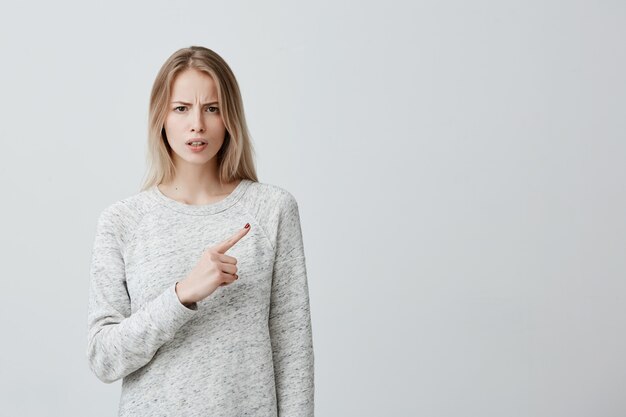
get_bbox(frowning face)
[163,68,226,167]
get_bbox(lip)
[186,138,208,145]
[187,142,208,152]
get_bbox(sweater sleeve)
[86,205,198,384]
[269,192,315,416]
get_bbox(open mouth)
[186,141,207,151]
[186,140,208,146]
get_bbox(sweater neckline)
[150,179,251,215]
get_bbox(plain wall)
[0,0,624,416]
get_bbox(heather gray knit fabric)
[86,179,314,416]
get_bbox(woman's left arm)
[269,192,315,417]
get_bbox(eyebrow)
[172,100,219,105]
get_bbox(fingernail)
[244,223,250,229]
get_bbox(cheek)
[163,115,181,134]
[209,116,226,130]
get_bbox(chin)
[175,149,217,163]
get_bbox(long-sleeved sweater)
[86,179,314,416]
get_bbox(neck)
[162,157,230,199]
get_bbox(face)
[163,68,226,168]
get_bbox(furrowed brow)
[172,100,219,105]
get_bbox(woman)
[86,46,314,417]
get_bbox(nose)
[191,108,205,133]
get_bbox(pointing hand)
[175,223,251,305]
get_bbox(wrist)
[175,281,195,307]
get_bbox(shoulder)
[239,180,302,231]
[98,188,157,222]
[241,180,304,244]
[95,188,160,247]
[244,180,300,210]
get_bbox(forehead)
[170,69,218,98]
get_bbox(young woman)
[86,46,314,416]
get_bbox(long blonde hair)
[139,46,258,192]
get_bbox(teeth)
[189,141,205,146]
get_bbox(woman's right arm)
[86,205,198,384]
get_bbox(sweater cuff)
[150,282,198,337]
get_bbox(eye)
[174,106,186,112]
[207,106,219,113]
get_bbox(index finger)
[214,223,251,254]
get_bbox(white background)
[0,1,624,416]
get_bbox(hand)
[176,223,251,304]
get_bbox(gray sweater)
[86,179,314,416]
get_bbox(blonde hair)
[139,46,258,192]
